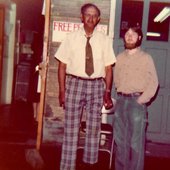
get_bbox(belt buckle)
[132,92,141,97]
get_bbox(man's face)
[81,6,100,31]
[124,28,141,49]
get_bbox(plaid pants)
[60,76,104,170]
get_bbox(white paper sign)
[52,21,108,42]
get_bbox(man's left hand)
[103,91,113,109]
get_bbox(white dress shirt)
[55,27,116,78]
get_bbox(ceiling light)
[147,32,161,37]
[154,7,170,23]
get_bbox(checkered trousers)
[60,76,105,170]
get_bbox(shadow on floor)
[0,101,37,143]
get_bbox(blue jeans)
[114,95,147,170]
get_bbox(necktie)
[85,37,94,76]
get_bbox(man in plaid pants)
[55,3,116,170]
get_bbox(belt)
[67,74,103,81]
[117,92,142,97]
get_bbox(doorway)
[113,0,170,144]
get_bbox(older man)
[55,3,116,170]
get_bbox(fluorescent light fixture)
[147,32,161,37]
[154,7,170,23]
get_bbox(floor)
[0,102,170,170]
[0,142,170,170]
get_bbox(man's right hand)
[59,91,65,109]
[58,61,66,109]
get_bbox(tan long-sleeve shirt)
[114,48,158,103]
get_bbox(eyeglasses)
[83,13,99,19]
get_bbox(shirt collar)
[125,47,141,56]
[80,26,97,38]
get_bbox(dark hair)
[81,3,101,16]
[124,22,143,47]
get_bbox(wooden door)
[113,0,170,143]
[0,5,4,100]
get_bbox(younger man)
[114,23,158,170]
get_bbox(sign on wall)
[52,21,108,42]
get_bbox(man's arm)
[137,56,158,104]
[58,61,66,108]
[104,65,113,109]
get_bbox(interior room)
[0,0,170,170]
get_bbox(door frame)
[0,5,5,102]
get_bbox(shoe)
[76,162,98,170]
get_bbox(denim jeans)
[114,95,147,170]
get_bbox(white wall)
[1,2,16,104]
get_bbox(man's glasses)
[83,13,99,19]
